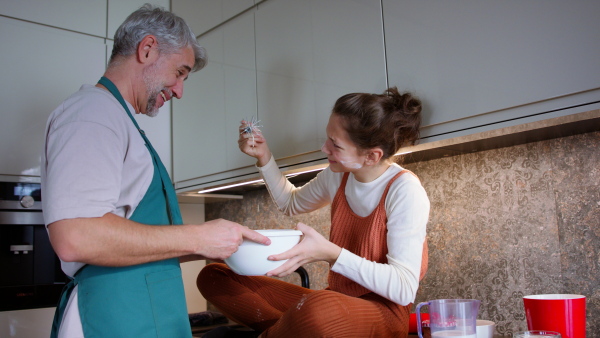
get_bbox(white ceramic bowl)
[224,229,303,276]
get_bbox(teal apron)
[50,77,191,338]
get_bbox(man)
[41,5,270,338]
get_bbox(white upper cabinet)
[108,0,171,39]
[254,0,386,161]
[0,0,106,37]
[171,0,387,190]
[383,0,600,142]
[0,17,107,177]
[172,10,257,186]
[172,0,256,36]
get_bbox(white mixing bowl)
[225,229,303,276]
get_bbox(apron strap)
[50,278,77,338]
[97,77,182,225]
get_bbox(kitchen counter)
[408,334,509,337]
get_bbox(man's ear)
[137,35,159,64]
[365,148,384,165]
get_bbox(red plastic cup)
[523,294,586,338]
[409,312,430,333]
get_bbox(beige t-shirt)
[42,84,154,277]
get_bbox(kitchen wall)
[205,129,600,336]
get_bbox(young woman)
[198,87,430,337]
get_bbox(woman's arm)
[238,121,336,215]
[258,156,333,215]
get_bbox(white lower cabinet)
[0,307,56,338]
[179,203,207,313]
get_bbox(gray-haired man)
[42,5,269,337]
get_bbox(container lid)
[523,294,585,300]
[256,229,303,237]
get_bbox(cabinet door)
[172,0,255,36]
[384,0,600,142]
[0,0,106,37]
[172,11,257,184]
[0,17,107,177]
[108,0,171,39]
[255,0,387,160]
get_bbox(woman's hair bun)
[384,87,422,148]
[385,87,422,119]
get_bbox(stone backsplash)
[205,131,599,336]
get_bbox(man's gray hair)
[110,3,206,72]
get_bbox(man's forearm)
[47,212,198,267]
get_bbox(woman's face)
[321,113,365,172]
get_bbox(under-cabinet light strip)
[196,167,325,194]
[196,179,264,194]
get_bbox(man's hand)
[192,219,271,260]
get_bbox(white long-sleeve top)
[257,156,430,305]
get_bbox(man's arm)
[47,212,270,267]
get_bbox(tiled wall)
[205,131,599,336]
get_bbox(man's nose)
[172,79,184,99]
[321,143,330,155]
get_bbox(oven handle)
[0,211,44,225]
[10,245,34,254]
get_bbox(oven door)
[0,210,68,311]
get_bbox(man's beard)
[143,59,167,117]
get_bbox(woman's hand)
[265,222,342,278]
[238,120,271,167]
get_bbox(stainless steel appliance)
[0,181,67,311]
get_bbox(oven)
[0,181,68,311]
